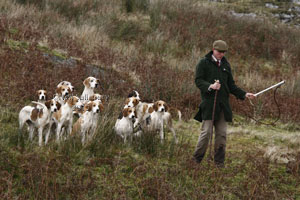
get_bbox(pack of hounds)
[19,77,181,146]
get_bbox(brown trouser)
[193,111,227,165]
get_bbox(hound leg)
[56,124,62,142]
[29,125,35,141]
[38,127,43,146]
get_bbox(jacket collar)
[205,51,228,65]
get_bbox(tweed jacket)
[194,51,246,122]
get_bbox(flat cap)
[213,40,228,51]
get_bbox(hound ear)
[153,102,158,111]
[87,102,93,111]
[97,79,100,84]
[134,98,139,106]
[56,86,62,95]
[45,100,51,109]
[83,78,90,88]
[44,91,48,100]
[123,108,129,117]
[56,102,61,110]
[36,90,39,96]
[164,103,169,112]
[99,103,104,112]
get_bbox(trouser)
[193,111,227,165]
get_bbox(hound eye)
[39,92,41,94]
[93,105,96,107]
[51,104,54,106]
[91,80,93,82]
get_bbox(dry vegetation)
[0,0,300,199]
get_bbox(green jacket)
[194,51,246,122]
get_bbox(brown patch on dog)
[143,104,148,113]
[53,109,62,121]
[56,102,61,111]
[30,109,39,121]
[125,98,130,106]
[56,86,62,95]
[66,96,78,107]
[38,109,43,118]
[83,77,91,88]
[89,95,96,101]
[72,118,83,136]
[153,101,159,111]
[45,100,51,109]
[148,106,154,113]
[85,102,93,112]
[123,108,129,117]
[99,103,104,112]
[133,98,139,107]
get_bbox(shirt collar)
[212,55,218,62]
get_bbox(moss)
[6,39,29,51]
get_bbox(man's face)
[213,49,226,60]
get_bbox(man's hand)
[209,80,221,90]
[245,93,255,99]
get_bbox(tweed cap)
[213,40,228,51]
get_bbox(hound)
[57,81,75,92]
[19,99,60,146]
[81,77,100,103]
[54,85,71,105]
[50,96,83,143]
[124,97,153,129]
[115,107,136,143]
[146,100,178,144]
[72,100,104,144]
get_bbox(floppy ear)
[45,100,51,109]
[153,102,158,111]
[133,98,139,107]
[56,86,62,95]
[164,103,169,112]
[123,108,129,117]
[83,78,90,88]
[56,102,61,110]
[97,79,100,84]
[36,90,40,96]
[99,103,104,112]
[44,91,48,100]
[87,102,93,111]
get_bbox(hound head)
[37,90,47,101]
[124,97,140,108]
[128,90,141,100]
[56,85,71,99]
[57,81,74,92]
[45,99,61,113]
[123,107,136,119]
[153,100,168,113]
[83,77,100,89]
[66,96,83,108]
[85,101,104,114]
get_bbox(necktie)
[217,60,220,67]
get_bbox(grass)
[1,107,299,199]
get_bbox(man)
[193,40,255,167]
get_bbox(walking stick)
[208,80,219,162]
